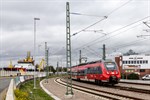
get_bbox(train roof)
[71,59,114,68]
[71,60,102,68]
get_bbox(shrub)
[121,73,126,79]
[14,89,29,100]
[127,73,139,80]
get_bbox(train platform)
[120,79,150,85]
[40,78,105,100]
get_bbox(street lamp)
[34,17,40,89]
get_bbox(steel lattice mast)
[66,2,73,95]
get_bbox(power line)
[143,21,150,28]
[83,47,100,57]
[88,23,143,47]
[107,39,147,50]
[107,0,133,16]
[86,46,102,57]
[70,12,105,18]
[71,16,107,36]
[73,16,150,50]
[71,0,133,37]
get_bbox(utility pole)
[33,17,40,89]
[57,61,59,76]
[79,50,82,64]
[45,42,49,83]
[66,2,73,95]
[45,42,47,67]
[103,44,106,60]
[46,48,49,82]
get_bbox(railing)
[5,73,46,100]
[0,70,46,77]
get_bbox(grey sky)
[0,0,150,67]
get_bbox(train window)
[87,68,91,74]
[84,69,88,75]
[93,67,97,74]
[87,68,90,74]
[104,62,117,70]
[91,68,94,74]
[86,67,102,74]
[87,67,94,74]
[97,67,102,74]
[79,70,84,76]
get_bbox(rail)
[56,78,145,100]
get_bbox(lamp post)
[34,17,40,89]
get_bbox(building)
[115,54,150,78]
[122,54,150,77]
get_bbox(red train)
[71,60,121,85]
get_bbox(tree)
[44,66,56,73]
[123,49,138,55]
[35,64,39,71]
[56,67,63,72]
[62,67,67,72]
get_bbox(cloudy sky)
[0,0,150,68]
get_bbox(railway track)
[70,78,150,94]
[119,81,150,86]
[55,78,144,100]
[113,85,150,94]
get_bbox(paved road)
[0,77,12,93]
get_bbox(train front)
[104,61,121,84]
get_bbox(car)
[142,74,150,80]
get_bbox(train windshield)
[104,62,117,70]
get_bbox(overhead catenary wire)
[55,0,135,59]
[77,23,147,55]
[70,12,105,18]
[107,0,133,16]
[71,16,107,36]
[83,47,102,57]
[107,38,148,50]
[71,0,133,37]
[73,16,150,51]
[88,22,143,48]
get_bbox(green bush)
[121,73,126,79]
[14,89,29,100]
[127,73,139,80]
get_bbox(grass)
[19,78,54,100]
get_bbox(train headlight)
[107,71,109,74]
[116,71,118,74]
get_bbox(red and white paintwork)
[71,60,121,85]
